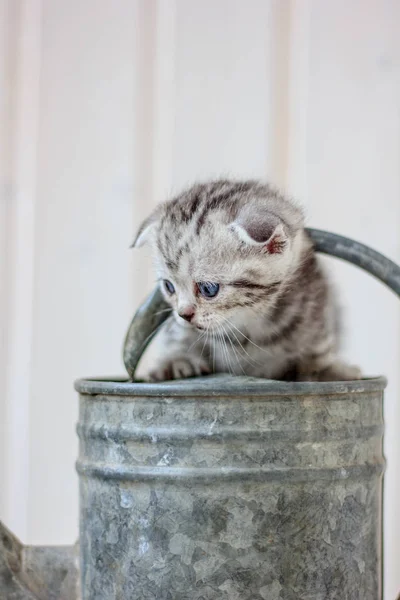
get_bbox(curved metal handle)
[124,228,400,380]
[307,229,400,295]
[123,286,167,380]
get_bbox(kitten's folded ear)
[229,207,288,254]
[131,208,160,248]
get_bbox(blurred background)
[0,0,399,597]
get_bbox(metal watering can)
[1,229,399,600]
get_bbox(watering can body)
[76,375,385,600]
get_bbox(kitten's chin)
[173,313,212,332]
[173,314,195,330]
[197,323,219,334]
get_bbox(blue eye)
[164,280,175,294]
[197,282,220,298]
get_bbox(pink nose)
[179,308,195,322]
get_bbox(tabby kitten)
[133,179,360,382]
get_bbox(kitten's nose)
[179,307,195,322]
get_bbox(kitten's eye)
[197,282,220,299]
[163,279,175,295]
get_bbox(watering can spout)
[0,520,79,599]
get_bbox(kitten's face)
[156,220,287,332]
[134,180,304,332]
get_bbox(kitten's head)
[133,180,304,331]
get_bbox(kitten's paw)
[148,357,211,382]
[322,362,362,382]
[297,360,362,382]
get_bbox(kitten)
[133,179,361,382]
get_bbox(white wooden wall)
[1,1,399,597]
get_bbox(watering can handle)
[123,228,400,380]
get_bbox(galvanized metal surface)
[76,375,386,600]
[123,228,400,379]
[0,521,79,599]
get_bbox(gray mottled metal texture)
[123,228,400,379]
[0,521,79,599]
[307,228,400,295]
[75,375,386,600]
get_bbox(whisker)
[216,326,231,374]
[153,307,173,317]
[187,328,207,353]
[222,328,236,375]
[212,332,216,373]
[200,324,210,361]
[214,316,237,375]
[220,316,262,367]
[222,317,270,355]
[219,322,246,375]
[200,325,209,361]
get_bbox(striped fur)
[133,179,361,382]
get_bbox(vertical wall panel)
[286,0,311,201]
[0,0,13,522]
[1,0,42,542]
[152,0,177,204]
[173,0,278,188]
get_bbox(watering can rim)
[74,374,387,397]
